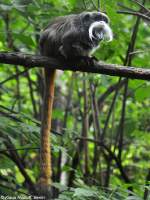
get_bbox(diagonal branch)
[117,10,150,21]
[76,137,131,184]
[0,52,150,81]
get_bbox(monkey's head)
[79,11,113,43]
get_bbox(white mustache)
[89,21,113,42]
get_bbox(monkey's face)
[81,12,113,42]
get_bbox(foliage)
[0,0,150,199]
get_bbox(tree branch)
[76,137,131,183]
[117,10,150,21]
[0,52,150,81]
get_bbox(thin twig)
[25,70,38,117]
[76,137,131,184]
[101,79,120,140]
[90,0,97,10]
[129,49,150,55]
[0,105,62,136]
[82,0,87,9]
[131,0,150,13]
[0,147,40,153]
[117,2,135,12]
[0,68,30,85]
[117,10,150,21]
[98,0,100,11]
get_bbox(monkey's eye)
[94,15,101,21]
[83,13,90,21]
[102,16,109,23]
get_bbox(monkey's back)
[39,14,79,57]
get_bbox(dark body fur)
[39,12,109,59]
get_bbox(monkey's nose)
[96,32,104,40]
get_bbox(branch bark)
[0,52,150,81]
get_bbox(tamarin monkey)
[39,11,113,192]
[40,11,113,59]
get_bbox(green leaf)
[0,4,13,11]
[73,188,98,198]
[52,182,68,192]
[15,168,25,184]
[135,86,150,101]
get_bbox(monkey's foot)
[79,56,97,66]
[91,56,98,62]
[61,56,97,67]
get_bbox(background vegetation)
[0,0,150,199]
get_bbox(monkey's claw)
[91,56,98,62]
[80,56,97,66]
